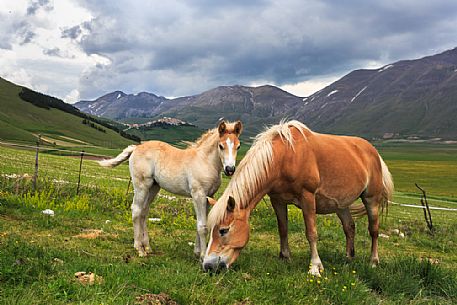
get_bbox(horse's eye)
[219,144,224,150]
[236,145,240,150]
[219,227,229,236]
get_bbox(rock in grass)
[42,209,55,216]
[74,271,103,285]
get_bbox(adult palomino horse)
[99,120,243,258]
[203,120,393,276]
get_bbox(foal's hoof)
[137,245,151,257]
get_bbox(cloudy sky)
[2,0,457,103]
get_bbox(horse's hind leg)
[270,196,291,260]
[336,208,355,259]
[361,195,381,267]
[131,178,156,257]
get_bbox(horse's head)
[203,196,250,272]
[217,120,243,176]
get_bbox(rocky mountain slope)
[76,48,457,139]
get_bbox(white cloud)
[279,75,342,97]
[64,89,80,104]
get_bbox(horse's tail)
[379,154,394,214]
[98,145,136,168]
[350,154,394,217]
[349,202,366,217]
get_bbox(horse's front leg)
[191,189,208,260]
[270,195,291,260]
[299,192,323,276]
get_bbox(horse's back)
[272,127,383,209]
[129,141,195,194]
[307,133,383,207]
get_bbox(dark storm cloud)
[72,0,457,99]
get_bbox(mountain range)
[76,47,457,139]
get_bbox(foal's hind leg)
[361,195,381,267]
[131,178,156,257]
[140,184,160,254]
[336,208,355,259]
[270,196,291,260]
[191,189,208,260]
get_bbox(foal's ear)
[227,196,236,212]
[234,120,243,136]
[218,121,227,136]
[206,197,217,206]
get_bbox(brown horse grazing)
[203,120,393,275]
[99,120,242,259]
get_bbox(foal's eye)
[219,227,229,236]
[219,144,224,150]
[236,145,240,150]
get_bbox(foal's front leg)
[191,189,208,260]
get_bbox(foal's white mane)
[208,120,309,227]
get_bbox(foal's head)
[217,120,243,176]
[203,196,250,272]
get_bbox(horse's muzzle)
[224,166,235,176]
[202,254,228,273]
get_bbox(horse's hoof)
[370,257,379,268]
[279,252,290,261]
[308,266,321,277]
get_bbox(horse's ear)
[234,120,243,136]
[206,197,217,206]
[227,196,236,212]
[218,121,227,136]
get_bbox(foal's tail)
[379,155,394,214]
[98,145,136,168]
[350,155,394,217]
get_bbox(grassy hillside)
[125,124,204,145]
[0,77,134,149]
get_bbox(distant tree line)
[19,87,141,143]
[82,119,106,133]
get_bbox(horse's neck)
[229,171,271,214]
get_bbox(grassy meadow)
[0,142,456,304]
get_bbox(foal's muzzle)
[224,165,235,176]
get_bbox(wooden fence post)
[415,183,434,233]
[32,134,41,191]
[125,177,132,205]
[76,150,85,195]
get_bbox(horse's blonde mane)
[208,120,309,227]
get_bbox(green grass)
[1,143,457,304]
